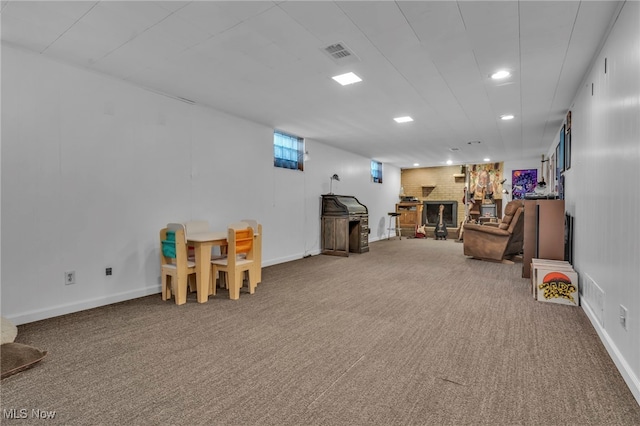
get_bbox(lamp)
[502,183,513,200]
[329,174,340,194]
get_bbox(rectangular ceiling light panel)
[332,72,362,86]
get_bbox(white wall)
[549,1,640,404]
[0,44,401,324]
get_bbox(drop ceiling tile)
[1,1,96,52]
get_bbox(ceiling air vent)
[322,42,360,64]
[325,43,351,59]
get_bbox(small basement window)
[371,160,383,183]
[274,130,304,171]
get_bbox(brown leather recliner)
[463,199,525,262]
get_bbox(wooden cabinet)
[321,217,368,256]
[396,202,423,236]
[322,216,349,256]
[522,199,565,278]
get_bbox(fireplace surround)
[423,201,458,228]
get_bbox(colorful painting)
[511,169,537,199]
[468,163,503,202]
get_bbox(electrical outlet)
[106,267,113,276]
[65,271,76,285]
[619,305,628,330]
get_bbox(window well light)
[500,114,515,120]
[332,72,362,86]
[394,116,413,123]
[491,70,511,80]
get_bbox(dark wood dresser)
[522,199,565,278]
[321,195,369,256]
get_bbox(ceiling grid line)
[40,1,100,54]
[96,1,192,62]
[393,2,475,148]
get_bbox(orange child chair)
[210,224,256,300]
[241,219,262,284]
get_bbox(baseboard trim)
[582,299,640,406]
[7,286,162,326]
[263,252,318,267]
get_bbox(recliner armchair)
[463,199,525,263]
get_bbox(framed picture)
[468,162,504,200]
[512,169,538,199]
[564,213,574,264]
[565,130,571,170]
[555,143,561,181]
[559,125,565,172]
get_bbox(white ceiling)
[0,1,622,168]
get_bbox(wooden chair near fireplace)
[462,199,524,263]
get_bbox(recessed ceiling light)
[484,158,491,162]
[394,116,413,123]
[500,114,515,120]
[413,163,420,167]
[446,160,453,165]
[491,70,511,80]
[332,72,362,86]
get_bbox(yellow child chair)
[210,224,256,300]
[160,223,196,305]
